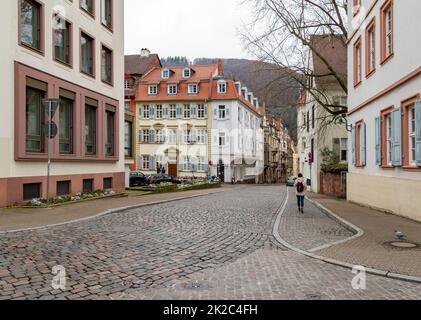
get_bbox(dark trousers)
[297,195,305,209]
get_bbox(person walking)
[294,173,306,214]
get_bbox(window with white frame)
[218,105,226,119]
[197,104,205,118]
[385,4,393,57]
[182,156,191,171]
[156,129,165,143]
[168,128,177,144]
[169,104,177,119]
[124,80,130,89]
[409,105,416,165]
[219,132,226,146]
[184,129,193,144]
[198,156,206,171]
[143,105,150,119]
[148,85,158,96]
[217,81,227,94]
[142,155,150,170]
[168,84,177,95]
[196,129,207,144]
[142,130,151,143]
[183,104,191,118]
[188,84,198,95]
[162,69,170,79]
[156,105,163,119]
[156,155,165,168]
[183,68,191,78]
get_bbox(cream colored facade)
[347,0,421,222]
[0,0,125,206]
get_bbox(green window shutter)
[391,108,402,166]
[416,100,421,166]
[191,105,197,119]
[360,123,366,166]
[375,116,381,166]
[163,105,169,119]
[150,105,156,119]
[176,105,182,119]
[204,105,208,119]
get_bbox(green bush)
[321,163,348,174]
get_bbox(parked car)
[148,174,181,185]
[286,176,297,187]
[129,172,148,187]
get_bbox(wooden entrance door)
[168,164,177,177]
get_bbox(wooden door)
[168,164,177,177]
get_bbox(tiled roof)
[125,54,161,76]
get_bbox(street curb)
[272,187,421,285]
[0,189,227,235]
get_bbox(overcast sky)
[124,0,255,60]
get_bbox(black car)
[148,174,181,185]
[129,172,148,187]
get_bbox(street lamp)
[42,99,60,208]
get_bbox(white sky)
[124,0,255,60]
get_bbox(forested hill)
[161,57,301,142]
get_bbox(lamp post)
[42,99,59,208]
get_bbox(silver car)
[286,176,297,187]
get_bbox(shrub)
[321,163,348,174]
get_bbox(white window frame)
[169,104,177,119]
[142,155,150,170]
[188,83,198,95]
[219,132,226,146]
[156,105,163,119]
[386,7,393,57]
[218,105,226,119]
[183,68,191,78]
[142,130,151,143]
[162,69,170,79]
[217,81,227,94]
[197,104,205,119]
[143,105,150,119]
[168,84,177,95]
[124,80,130,89]
[196,129,207,144]
[148,85,158,96]
[168,128,177,144]
[183,104,191,119]
[198,156,206,172]
[156,129,165,143]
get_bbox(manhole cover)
[389,241,418,248]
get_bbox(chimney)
[140,48,151,58]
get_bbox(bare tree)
[241,0,349,118]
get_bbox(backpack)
[296,180,304,193]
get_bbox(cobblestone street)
[0,185,420,300]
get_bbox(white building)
[347,0,421,222]
[297,35,349,193]
[0,0,125,206]
[209,79,264,183]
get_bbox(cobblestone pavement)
[279,187,354,251]
[0,185,420,300]
[0,186,282,300]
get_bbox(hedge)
[321,163,348,174]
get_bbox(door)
[168,164,177,177]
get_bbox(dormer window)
[168,84,177,95]
[183,68,191,78]
[188,84,199,95]
[162,69,170,79]
[148,85,158,96]
[217,81,227,94]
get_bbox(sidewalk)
[304,192,421,278]
[0,186,231,233]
